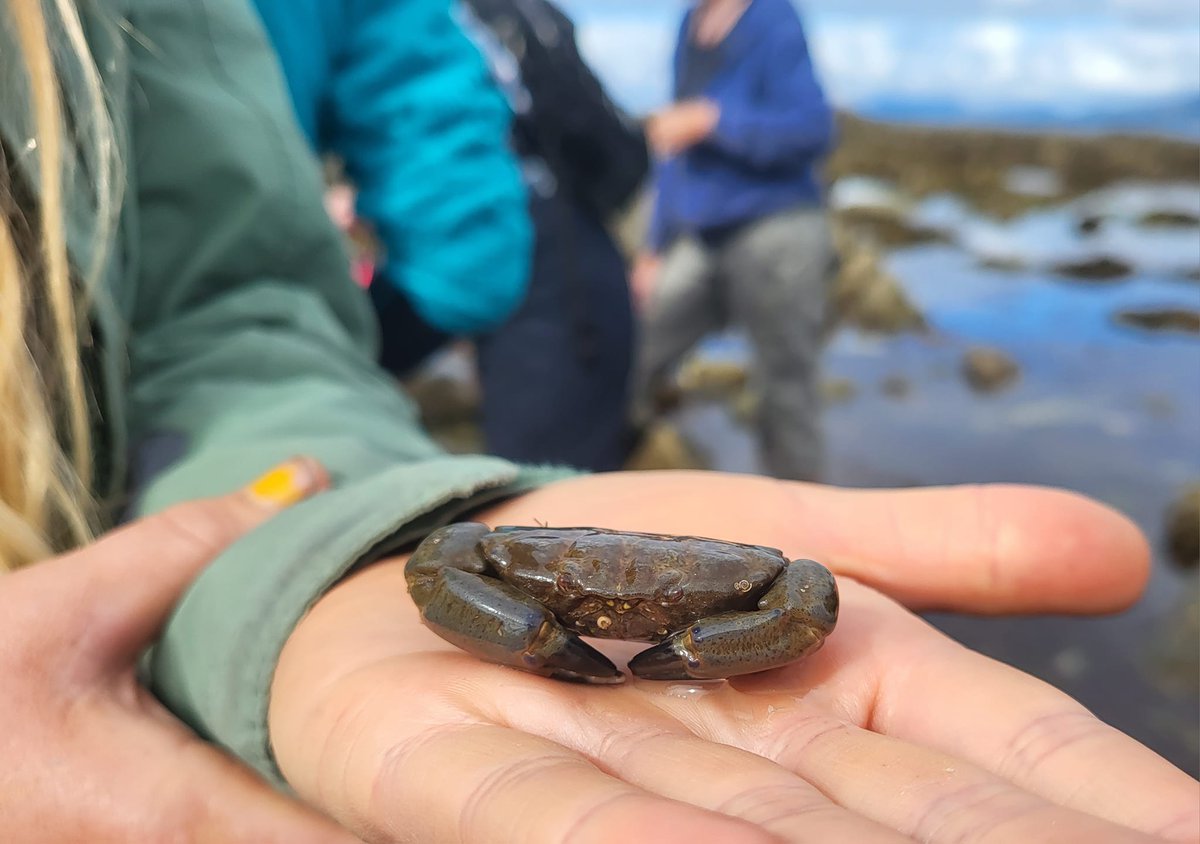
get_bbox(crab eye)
[556,573,579,593]
[663,585,684,604]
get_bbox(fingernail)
[244,457,328,509]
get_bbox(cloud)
[812,17,1200,108]
[574,16,675,114]
[561,1,1200,119]
[560,0,1200,23]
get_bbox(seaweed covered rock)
[835,206,947,249]
[880,374,913,400]
[829,232,928,335]
[625,423,708,472]
[1139,211,1200,229]
[402,368,484,455]
[821,378,858,406]
[676,358,750,400]
[1166,485,1200,570]
[1052,257,1133,282]
[1114,309,1200,335]
[405,375,479,427]
[826,114,1200,220]
[962,347,1021,393]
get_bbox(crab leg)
[628,559,838,681]
[405,524,625,684]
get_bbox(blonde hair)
[1,0,118,569]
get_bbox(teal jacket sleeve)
[254,0,533,335]
[119,0,566,786]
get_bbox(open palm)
[271,472,1199,844]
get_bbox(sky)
[556,0,1200,129]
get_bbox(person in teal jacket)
[252,0,532,364]
[1,1,1192,841]
[253,0,638,471]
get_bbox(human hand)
[271,471,1198,843]
[0,458,358,844]
[630,251,663,309]
[647,99,721,157]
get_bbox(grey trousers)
[637,206,835,481]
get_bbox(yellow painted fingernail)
[245,458,324,509]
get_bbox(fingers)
[279,678,778,844]
[399,724,779,844]
[586,730,907,844]
[849,592,1200,839]
[730,582,1198,840]
[273,563,778,844]
[486,473,1150,615]
[50,456,328,668]
[633,672,1161,841]
[473,679,907,843]
[782,482,1151,614]
[758,712,1159,843]
[96,691,360,844]
[457,649,1166,844]
[172,735,362,844]
[279,554,1185,843]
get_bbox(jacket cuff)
[710,102,752,158]
[146,456,572,787]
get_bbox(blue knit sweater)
[649,0,834,251]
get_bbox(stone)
[880,374,913,400]
[1114,309,1200,335]
[1166,485,1200,570]
[1052,257,1133,282]
[962,347,1020,393]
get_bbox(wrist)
[269,559,412,793]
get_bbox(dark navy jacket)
[649,0,834,251]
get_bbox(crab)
[404,523,839,684]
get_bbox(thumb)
[57,457,329,668]
[177,736,363,844]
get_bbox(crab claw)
[523,621,625,685]
[410,556,625,685]
[629,559,838,681]
[627,636,700,681]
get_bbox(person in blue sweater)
[633,0,837,481]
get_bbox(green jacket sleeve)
[118,0,565,785]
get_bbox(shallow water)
[844,178,1200,274]
[674,213,1200,775]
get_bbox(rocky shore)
[826,114,1200,219]
[412,118,1200,471]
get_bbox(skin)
[644,0,739,158]
[693,0,752,48]
[646,99,721,159]
[0,459,356,844]
[271,472,1200,844]
[629,251,663,309]
[637,8,727,304]
[3,466,1193,842]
